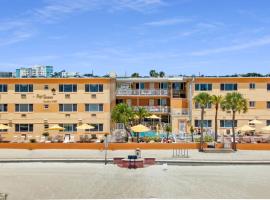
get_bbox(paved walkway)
[0,149,270,161]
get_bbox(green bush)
[194,135,214,143]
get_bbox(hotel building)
[0,78,115,142]
[0,75,270,142]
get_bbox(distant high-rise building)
[0,72,13,78]
[60,71,80,77]
[16,66,53,78]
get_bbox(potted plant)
[165,125,172,143]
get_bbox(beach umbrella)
[147,114,161,119]
[48,125,65,131]
[237,125,255,133]
[77,123,95,130]
[131,124,150,143]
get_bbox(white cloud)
[191,36,270,56]
[144,17,192,26]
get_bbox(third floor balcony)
[116,89,169,96]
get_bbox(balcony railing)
[171,108,189,116]
[116,89,169,96]
[134,106,170,113]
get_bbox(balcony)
[134,106,170,113]
[171,108,189,116]
[116,89,169,96]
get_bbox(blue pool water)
[132,131,170,138]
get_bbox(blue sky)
[1,0,270,76]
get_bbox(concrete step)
[204,148,234,153]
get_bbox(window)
[59,124,77,132]
[0,84,8,92]
[44,104,49,109]
[220,120,237,128]
[267,84,270,91]
[87,124,103,132]
[15,84,33,92]
[249,83,256,89]
[267,102,270,109]
[220,83,237,91]
[267,120,270,126]
[59,104,77,112]
[44,85,49,90]
[0,104,7,112]
[0,124,8,132]
[194,120,212,128]
[172,82,185,90]
[85,104,103,112]
[85,84,103,92]
[195,102,211,109]
[249,101,256,108]
[15,104,33,112]
[157,99,167,106]
[59,84,77,92]
[15,124,33,132]
[160,82,168,89]
[195,84,212,91]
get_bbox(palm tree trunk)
[215,105,218,142]
[124,124,132,140]
[200,108,204,152]
[232,111,237,151]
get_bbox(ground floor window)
[15,124,33,132]
[220,120,237,128]
[59,124,77,132]
[87,124,104,132]
[267,120,270,126]
[194,120,212,128]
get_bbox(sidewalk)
[0,149,270,162]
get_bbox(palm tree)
[111,103,135,139]
[135,107,150,123]
[211,95,223,142]
[149,70,159,77]
[193,92,212,152]
[131,73,140,78]
[221,92,248,151]
[159,71,165,77]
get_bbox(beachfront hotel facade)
[0,75,270,142]
[0,78,116,142]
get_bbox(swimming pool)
[132,131,171,138]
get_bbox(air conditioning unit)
[21,114,27,118]
[65,94,70,99]
[91,114,97,117]
[21,94,26,99]
[91,94,97,99]
[65,114,70,118]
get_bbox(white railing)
[116,89,169,96]
[134,106,170,113]
[171,108,189,116]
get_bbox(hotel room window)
[267,84,270,91]
[15,104,33,112]
[89,124,104,132]
[59,104,77,112]
[44,85,49,90]
[85,84,103,92]
[220,120,237,128]
[15,84,33,92]
[0,84,8,92]
[249,83,256,89]
[194,120,212,128]
[195,102,211,109]
[15,124,33,132]
[249,101,256,108]
[267,120,270,126]
[0,104,8,112]
[195,84,212,91]
[59,84,77,92]
[267,102,270,109]
[85,104,103,112]
[220,83,237,91]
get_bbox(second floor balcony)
[134,106,170,113]
[116,89,169,96]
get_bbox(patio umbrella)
[48,125,65,131]
[0,124,11,130]
[147,114,161,119]
[237,125,255,133]
[261,126,270,132]
[131,124,150,143]
[249,119,263,124]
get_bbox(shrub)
[194,135,214,143]
[29,139,36,143]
